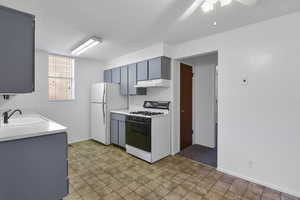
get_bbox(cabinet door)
[112,67,121,84]
[148,57,171,80]
[0,7,35,93]
[0,133,68,200]
[137,61,148,81]
[118,121,126,148]
[104,70,112,83]
[128,64,137,95]
[161,56,171,80]
[148,57,162,80]
[120,66,128,96]
[110,119,118,145]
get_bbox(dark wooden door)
[180,63,193,150]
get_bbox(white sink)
[0,113,67,142]
[1,115,46,127]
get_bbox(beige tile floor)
[64,140,299,200]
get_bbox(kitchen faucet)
[2,109,22,124]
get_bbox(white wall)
[171,12,300,197]
[0,50,103,143]
[129,87,172,107]
[105,43,165,69]
[182,53,218,148]
[99,11,300,196]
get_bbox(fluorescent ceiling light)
[71,37,102,56]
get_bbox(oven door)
[126,120,151,152]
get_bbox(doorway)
[178,52,218,168]
[180,63,193,150]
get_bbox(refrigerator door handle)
[102,86,106,124]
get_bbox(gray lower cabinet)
[120,66,128,96]
[110,113,126,148]
[128,64,146,95]
[104,69,112,83]
[111,67,121,84]
[110,119,119,144]
[0,132,68,200]
[148,56,171,80]
[118,121,126,147]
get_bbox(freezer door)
[91,103,109,144]
[91,83,106,103]
[106,83,127,110]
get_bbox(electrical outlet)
[242,77,248,86]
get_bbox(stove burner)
[130,111,164,116]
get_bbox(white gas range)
[114,101,171,163]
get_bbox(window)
[48,55,75,100]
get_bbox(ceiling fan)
[180,0,259,21]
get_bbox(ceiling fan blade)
[179,0,205,21]
[235,0,258,6]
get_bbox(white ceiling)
[1,0,300,62]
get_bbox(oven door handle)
[126,120,149,125]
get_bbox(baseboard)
[68,137,91,144]
[217,167,300,198]
[172,150,179,155]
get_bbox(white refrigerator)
[90,83,127,145]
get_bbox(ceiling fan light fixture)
[201,2,214,13]
[220,0,232,6]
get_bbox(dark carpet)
[177,144,217,167]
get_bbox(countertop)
[110,109,131,115]
[0,114,67,142]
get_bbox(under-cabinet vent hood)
[134,79,171,88]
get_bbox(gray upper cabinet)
[0,6,35,94]
[111,67,121,84]
[128,64,146,96]
[106,56,171,96]
[104,69,112,83]
[128,64,137,95]
[137,61,148,81]
[120,66,128,96]
[148,56,171,80]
